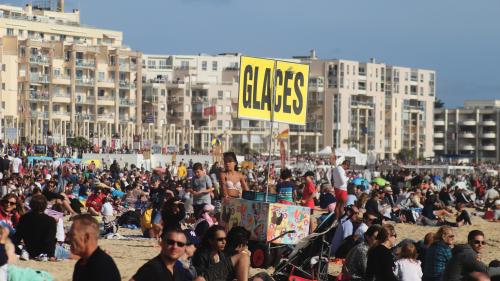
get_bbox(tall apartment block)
[289,54,436,160]
[141,53,279,152]
[0,3,142,146]
[434,100,500,163]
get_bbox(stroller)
[272,212,338,281]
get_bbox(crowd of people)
[0,145,496,281]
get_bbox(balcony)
[119,116,136,122]
[434,144,444,150]
[29,74,50,84]
[54,92,71,98]
[31,111,48,119]
[52,111,71,118]
[120,99,136,106]
[29,55,50,65]
[461,119,477,126]
[53,75,71,84]
[29,91,50,101]
[97,113,115,120]
[309,83,324,92]
[433,120,445,126]
[76,114,94,121]
[482,120,496,126]
[119,64,130,71]
[462,145,475,151]
[481,144,496,151]
[482,132,496,138]
[97,95,115,101]
[434,132,444,138]
[461,132,475,138]
[98,79,115,88]
[76,78,94,86]
[75,59,95,68]
[119,80,131,89]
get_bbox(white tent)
[315,146,368,166]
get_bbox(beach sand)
[13,214,499,281]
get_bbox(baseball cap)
[183,229,200,247]
[303,171,314,178]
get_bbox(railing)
[119,64,129,71]
[97,113,115,119]
[98,79,115,84]
[119,80,130,88]
[174,66,196,70]
[75,78,94,86]
[30,74,50,83]
[54,92,71,98]
[53,74,71,81]
[120,99,136,106]
[29,91,50,100]
[76,114,95,121]
[53,111,71,116]
[31,111,49,118]
[97,95,115,101]
[75,59,95,68]
[29,55,49,64]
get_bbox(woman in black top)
[192,225,250,281]
[365,224,398,281]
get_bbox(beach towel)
[7,265,53,281]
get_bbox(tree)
[396,148,415,162]
[68,136,90,149]
[434,99,445,109]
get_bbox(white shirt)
[354,222,368,241]
[393,259,423,281]
[332,166,348,191]
[11,157,22,173]
[101,202,114,216]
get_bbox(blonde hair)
[434,226,453,242]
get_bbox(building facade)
[0,3,142,146]
[434,100,500,163]
[289,55,436,160]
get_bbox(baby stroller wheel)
[250,244,269,268]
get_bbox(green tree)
[434,99,445,109]
[68,136,90,149]
[396,148,415,162]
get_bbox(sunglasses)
[6,201,16,206]
[215,237,227,242]
[165,239,186,248]
[473,240,486,245]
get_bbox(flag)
[211,134,223,146]
[276,129,289,140]
[203,106,216,118]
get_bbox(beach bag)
[7,265,53,281]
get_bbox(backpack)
[8,265,53,281]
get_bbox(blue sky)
[12,0,500,107]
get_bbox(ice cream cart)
[221,197,311,268]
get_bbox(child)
[456,202,472,226]
[394,243,423,281]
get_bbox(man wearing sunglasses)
[442,230,489,281]
[132,228,191,281]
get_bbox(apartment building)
[141,53,281,152]
[290,54,436,159]
[434,100,500,163]
[0,3,142,146]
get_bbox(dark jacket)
[423,241,452,281]
[441,244,488,281]
[12,211,57,258]
[192,248,234,281]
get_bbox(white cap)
[45,174,52,180]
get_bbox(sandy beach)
[13,214,499,281]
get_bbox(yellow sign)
[238,56,309,125]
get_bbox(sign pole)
[265,60,278,202]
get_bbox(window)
[98,107,104,114]
[98,72,104,81]
[185,105,190,112]
[420,87,423,95]
[375,68,378,78]
[224,91,231,99]
[98,89,105,96]
[218,90,223,100]
[180,61,189,69]
[161,89,166,96]
[159,59,168,69]
[217,105,222,113]
[1,64,5,72]
[18,30,24,37]
[148,60,156,69]
[225,105,231,113]
[54,68,61,76]
[217,120,223,128]
[202,61,207,71]
[6,28,14,36]
[53,104,60,112]
[225,121,231,128]
[420,74,424,82]
[346,65,350,75]
[405,72,409,81]
[1,83,4,90]
[212,61,218,71]
[404,85,408,95]
[1,102,4,109]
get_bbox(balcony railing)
[31,111,49,119]
[76,114,95,121]
[97,113,115,119]
[53,74,71,81]
[29,91,50,101]
[53,111,71,116]
[120,99,136,106]
[97,95,115,101]
[30,74,50,83]
[75,78,94,86]
[29,55,50,64]
[75,59,95,68]
[54,92,71,98]
[119,80,130,88]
